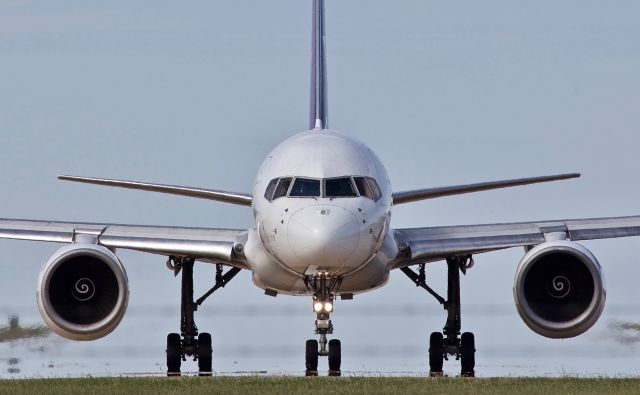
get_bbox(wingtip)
[557,172,581,179]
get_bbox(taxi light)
[314,302,324,312]
[324,302,333,312]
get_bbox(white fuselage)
[243,129,398,295]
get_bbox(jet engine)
[513,240,605,339]
[37,244,129,340]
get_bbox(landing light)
[313,301,333,313]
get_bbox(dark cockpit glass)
[354,177,373,200]
[325,177,357,198]
[290,178,321,197]
[366,177,382,201]
[264,178,279,201]
[265,176,381,202]
[272,177,292,200]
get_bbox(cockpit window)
[265,176,382,202]
[290,178,321,197]
[367,177,382,201]
[273,177,292,200]
[264,178,279,201]
[325,177,357,198]
[354,177,374,200]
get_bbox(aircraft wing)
[392,173,580,205]
[392,215,640,268]
[58,175,253,207]
[0,218,248,268]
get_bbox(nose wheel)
[304,272,343,377]
[305,337,342,376]
[328,339,342,376]
[305,339,319,376]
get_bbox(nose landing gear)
[304,273,342,377]
[402,256,476,377]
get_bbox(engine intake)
[513,240,605,339]
[37,244,129,340]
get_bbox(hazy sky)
[1,0,639,376]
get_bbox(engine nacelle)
[37,244,129,341]
[514,240,605,339]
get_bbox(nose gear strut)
[401,255,476,377]
[303,272,343,376]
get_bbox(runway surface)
[1,303,639,378]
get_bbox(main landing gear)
[303,272,343,377]
[401,255,476,377]
[165,257,240,377]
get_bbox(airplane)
[0,0,638,378]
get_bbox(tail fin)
[309,0,328,130]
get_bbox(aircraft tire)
[305,339,319,376]
[328,339,341,376]
[428,332,444,376]
[198,332,213,376]
[460,332,475,377]
[166,333,182,376]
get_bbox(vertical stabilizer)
[309,0,328,130]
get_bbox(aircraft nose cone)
[287,205,360,267]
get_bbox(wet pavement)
[1,304,639,379]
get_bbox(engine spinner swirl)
[547,275,570,299]
[72,278,96,302]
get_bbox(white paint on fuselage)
[244,129,395,295]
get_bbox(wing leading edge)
[58,175,253,207]
[0,218,248,269]
[392,215,640,268]
[392,173,580,205]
